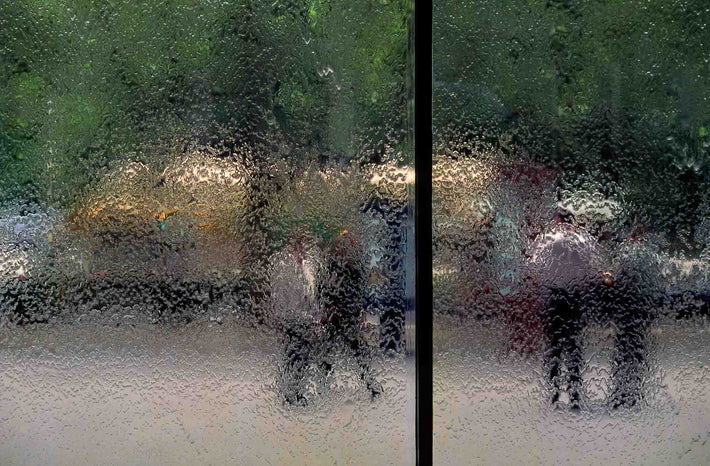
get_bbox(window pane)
[0,1,415,463]
[434,1,709,463]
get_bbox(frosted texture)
[433,0,710,463]
[0,1,414,464]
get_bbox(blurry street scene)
[0,1,415,464]
[433,0,709,463]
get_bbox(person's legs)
[380,302,405,353]
[280,320,315,406]
[327,310,383,400]
[610,304,649,408]
[565,315,585,408]
[346,330,382,400]
[543,289,584,406]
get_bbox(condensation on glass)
[0,1,414,463]
[433,1,709,464]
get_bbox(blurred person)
[278,229,382,406]
[532,210,605,409]
[533,209,667,409]
[602,224,663,408]
[317,230,383,399]
[363,162,413,353]
[275,164,384,405]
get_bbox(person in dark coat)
[316,230,382,399]
[362,194,408,353]
[532,219,604,409]
[279,230,382,406]
[602,238,662,408]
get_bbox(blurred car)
[49,152,253,322]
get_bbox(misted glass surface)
[434,1,709,463]
[0,1,414,464]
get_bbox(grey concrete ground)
[434,315,710,465]
[2,313,706,465]
[0,321,414,465]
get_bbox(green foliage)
[434,0,709,251]
[0,0,412,207]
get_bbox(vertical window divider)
[414,0,433,464]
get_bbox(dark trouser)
[543,284,653,408]
[280,320,316,406]
[279,311,382,406]
[379,297,405,353]
[605,285,652,408]
[324,315,382,398]
[543,288,584,406]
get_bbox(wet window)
[4,0,709,463]
[433,0,710,463]
[0,1,414,463]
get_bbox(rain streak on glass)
[0,1,415,464]
[433,0,709,464]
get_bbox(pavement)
[2,311,706,465]
[0,320,415,465]
[434,314,710,465]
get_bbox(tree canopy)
[434,0,709,253]
[0,0,412,207]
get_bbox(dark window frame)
[414,0,433,464]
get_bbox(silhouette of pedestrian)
[534,213,663,409]
[317,230,382,399]
[279,230,381,405]
[362,194,407,353]
[603,237,661,408]
[532,214,605,410]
